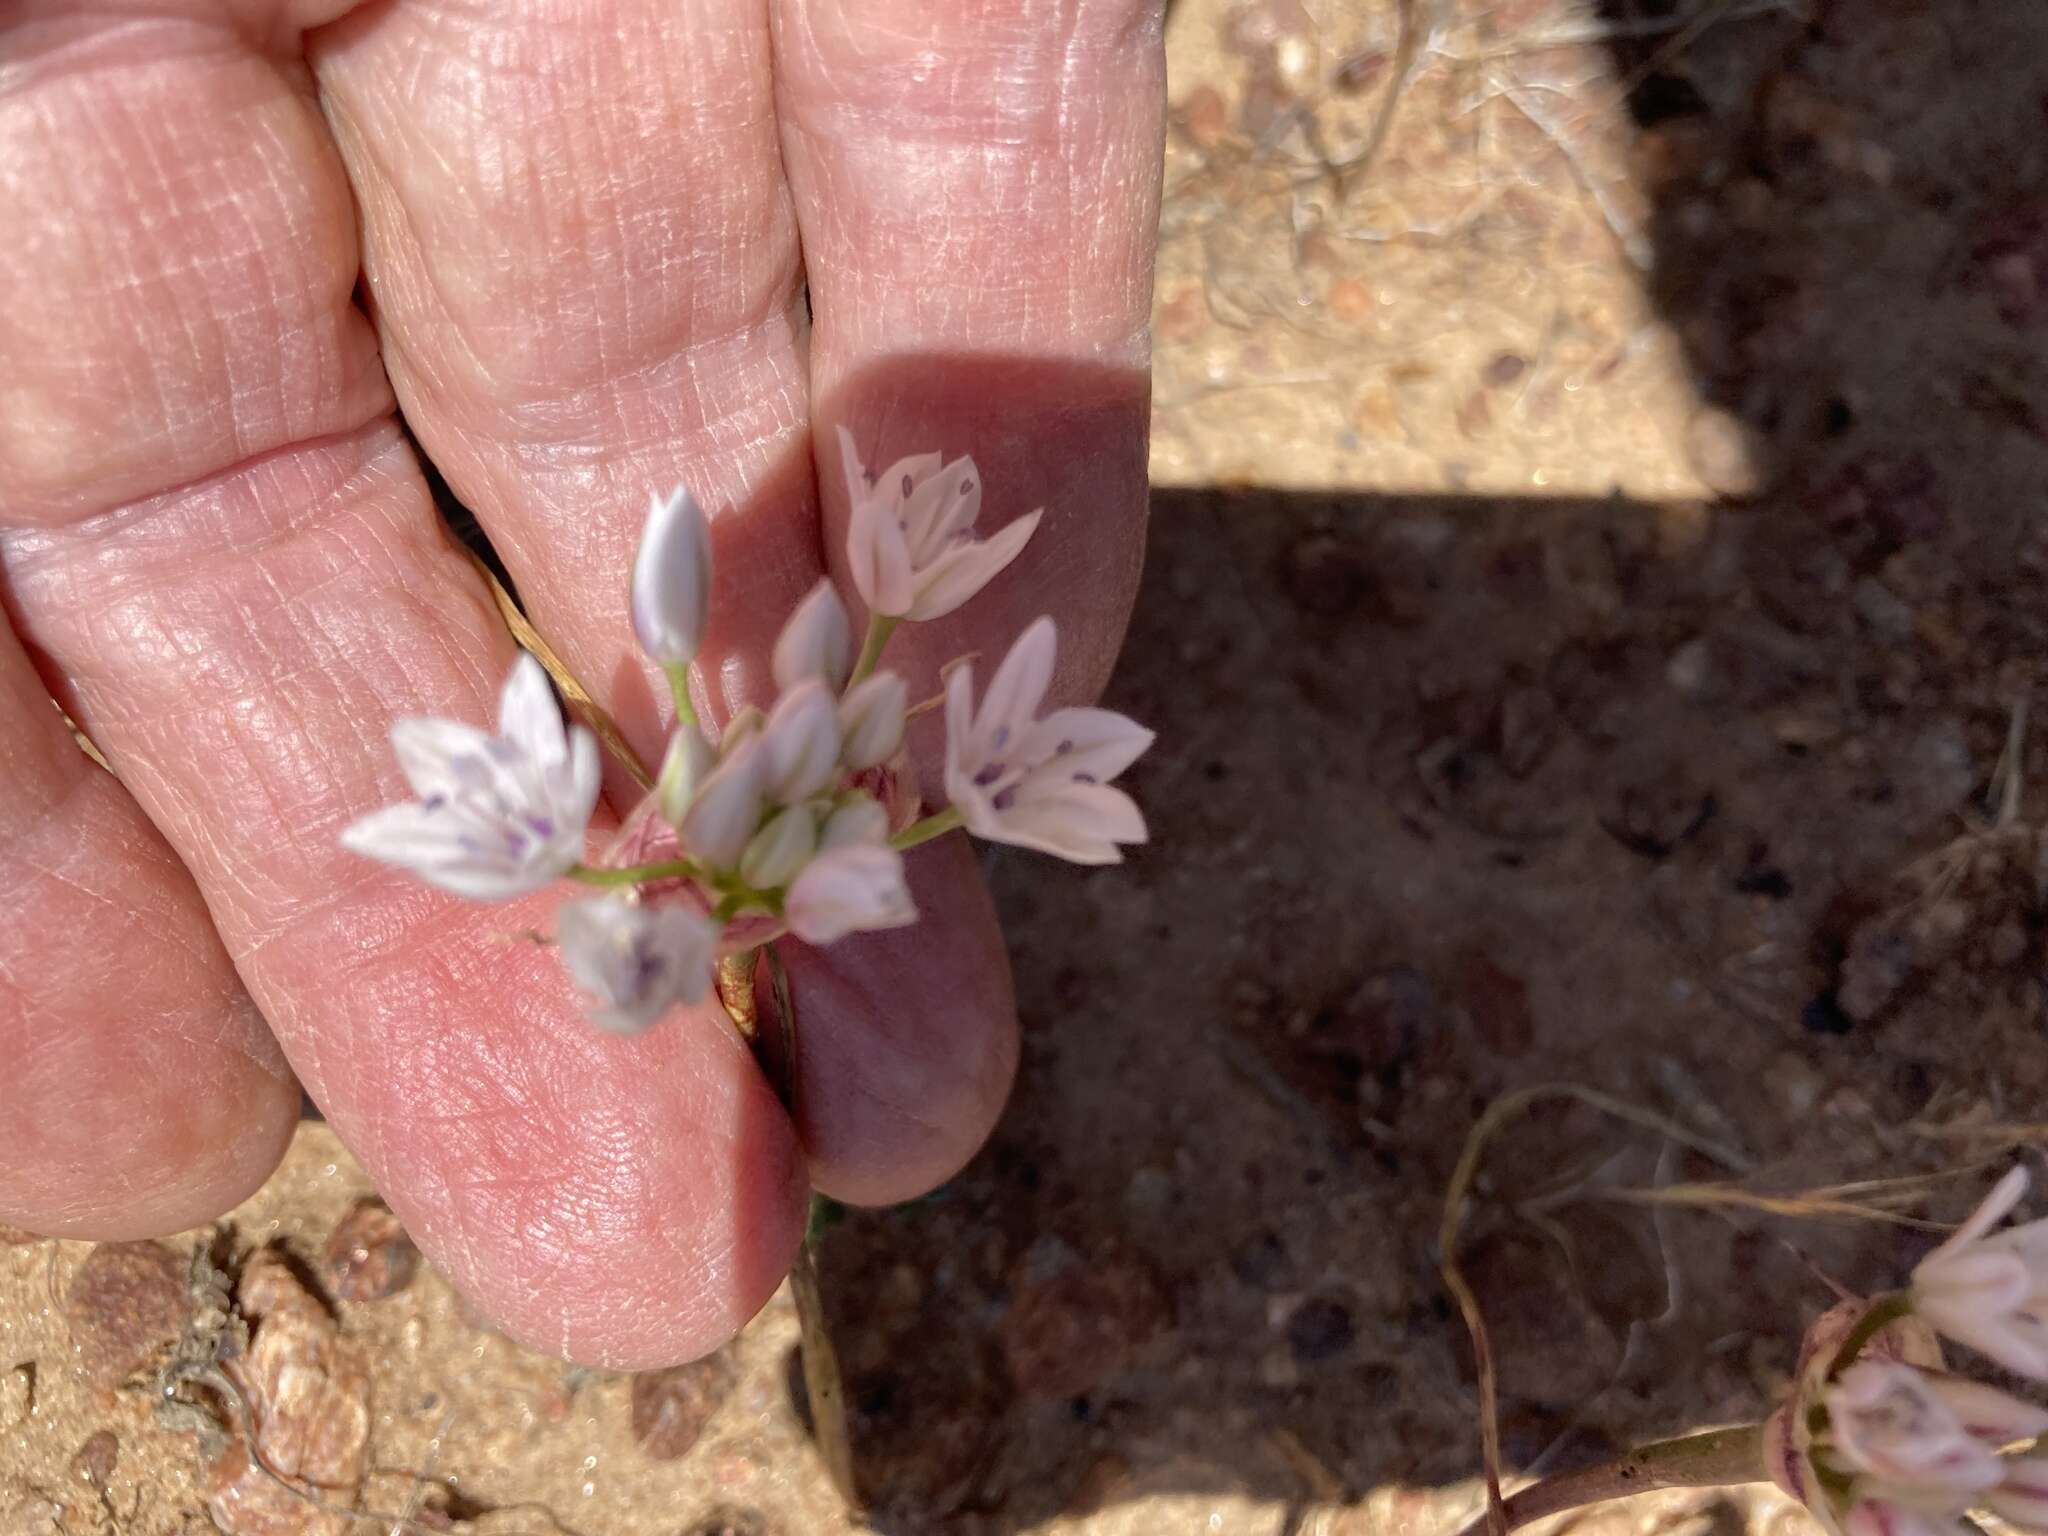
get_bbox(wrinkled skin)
[0,0,1163,1368]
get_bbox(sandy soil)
[8,0,2048,1532]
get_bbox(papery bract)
[785,844,917,944]
[341,654,600,900]
[943,617,1153,864]
[631,486,713,665]
[556,895,717,1034]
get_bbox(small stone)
[1666,636,1714,698]
[629,1354,737,1461]
[69,1432,116,1492]
[63,1241,186,1386]
[204,1248,370,1536]
[1685,407,1768,498]
[1176,84,1230,150]
[321,1201,419,1303]
[1000,1248,1172,1399]
[1483,353,1528,388]
[1285,1296,1356,1363]
[1259,1346,1301,1389]
[1327,277,1374,324]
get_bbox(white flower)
[740,805,818,891]
[1824,1362,2041,1492]
[654,726,715,826]
[773,579,853,693]
[556,895,716,1034]
[631,485,713,665]
[838,427,1042,621]
[1842,1498,1971,1536]
[681,734,765,871]
[819,794,889,851]
[785,844,917,944]
[942,617,1153,864]
[1914,1168,2048,1378]
[838,672,907,770]
[342,654,599,900]
[761,681,841,804]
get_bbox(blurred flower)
[741,805,819,891]
[785,844,917,944]
[1986,1457,2048,1531]
[773,579,853,693]
[1914,1168,2048,1378]
[943,617,1152,864]
[631,485,713,665]
[839,427,1042,621]
[342,654,599,900]
[1825,1361,2039,1491]
[819,795,889,851]
[556,895,716,1034]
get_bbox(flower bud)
[786,844,917,944]
[739,804,818,890]
[654,726,715,826]
[681,735,764,870]
[773,579,853,694]
[631,486,713,664]
[820,794,889,851]
[719,705,765,757]
[838,672,907,770]
[762,681,841,803]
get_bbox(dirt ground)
[8,0,2048,1532]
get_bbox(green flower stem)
[1452,1423,1769,1536]
[568,857,703,888]
[890,805,964,851]
[662,659,698,734]
[1828,1291,1914,1378]
[847,613,899,690]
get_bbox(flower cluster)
[1767,1167,2048,1536]
[342,441,1153,1034]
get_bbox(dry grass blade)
[467,550,653,790]
[1439,1083,1749,1536]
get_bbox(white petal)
[772,579,854,694]
[341,806,548,899]
[904,508,1043,621]
[785,845,917,944]
[1022,706,1155,786]
[846,492,915,618]
[838,672,907,771]
[974,616,1058,760]
[1923,1168,2030,1270]
[557,897,716,1034]
[762,681,842,803]
[631,486,714,664]
[873,449,943,502]
[835,425,871,510]
[388,716,492,800]
[1924,1374,2048,1445]
[740,805,818,891]
[1988,1459,2048,1532]
[498,653,568,766]
[557,726,603,835]
[970,781,1146,865]
[682,736,765,870]
[902,455,980,563]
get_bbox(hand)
[0,0,1162,1367]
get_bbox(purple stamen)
[1073,772,1099,785]
[993,787,1017,811]
[1055,739,1074,754]
[973,763,1006,787]
[992,726,1010,750]
[901,473,914,498]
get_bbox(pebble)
[1285,1295,1357,1363]
[1685,406,1769,498]
[69,1431,116,1492]
[321,1201,420,1303]
[999,1248,1172,1399]
[629,1353,737,1461]
[62,1241,186,1386]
